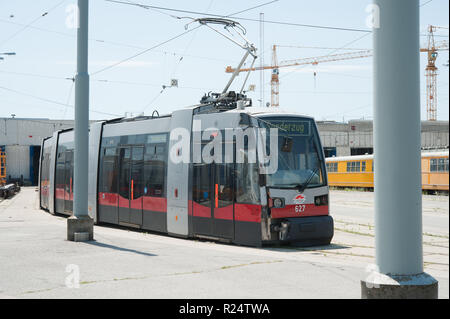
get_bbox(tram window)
[119,148,131,199]
[347,161,360,172]
[362,161,366,172]
[146,145,156,155]
[430,159,438,172]
[193,164,211,206]
[236,163,260,204]
[326,162,338,172]
[156,145,165,154]
[131,147,144,199]
[64,151,73,196]
[438,158,448,172]
[216,164,233,208]
[100,148,118,193]
[144,144,167,197]
[431,158,449,172]
[135,134,146,144]
[56,150,65,189]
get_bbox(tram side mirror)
[281,137,293,153]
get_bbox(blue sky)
[0,0,448,121]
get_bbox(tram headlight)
[273,198,284,208]
[314,194,328,206]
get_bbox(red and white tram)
[39,95,333,247]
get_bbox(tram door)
[64,151,73,214]
[193,162,234,240]
[118,146,144,226]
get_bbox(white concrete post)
[361,0,437,298]
[74,0,89,218]
[67,0,93,241]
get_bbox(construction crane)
[226,45,372,107]
[227,31,449,116]
[420,25,449,121]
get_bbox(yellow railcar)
[421,151,449,191]
[326,155,374,188]
[326,151,449,191]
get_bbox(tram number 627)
[295,205,306,213]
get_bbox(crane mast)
[420,25,448,121]
[271,45,280,107]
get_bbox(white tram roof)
[326,150,449,162]
[226,107,314,120]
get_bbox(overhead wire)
[420,0,434,7]
[62,76,75,119]
[90,25,202,76]
[0,18,241,63]
[137,0,281,113]
[141,0,217,113]
[274,32,372,83]
[0,85,120,117]
[105,0,371,33]
[4,0,445,119]
[94,0,280,77]
[0,0,67,49]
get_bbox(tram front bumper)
[274,215,334,246]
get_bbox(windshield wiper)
[295,168,319,193]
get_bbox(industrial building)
[0,117,448,186]
[0,118,74,186]
[317,120,449,157]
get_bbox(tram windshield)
[258,116,326,190]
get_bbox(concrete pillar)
[67,0,93,241]
[361,0,437,298]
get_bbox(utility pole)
[67,0,94,241]
[361,0,437,298]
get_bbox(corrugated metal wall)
[4,145,30,180]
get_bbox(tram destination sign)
[268,119,311,136]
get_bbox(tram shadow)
[83,240,157,257]
[263,243,350,253]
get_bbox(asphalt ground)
[0,187,448,299]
